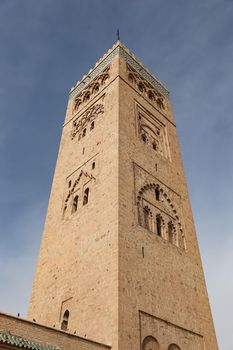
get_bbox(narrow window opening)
[93,83,99,93]
[83,91,90,102]
[68,180,72,188]
[168,222,174,243]
[61,309,69,331]
[142,246,145,258]
[83,188,89,206]
[156,215,162,237]
[143,207,150,230]
[155,188,160,201]
[82,148,85,155]
[148,90,155,100]
[92,162,95,170]
[138,82,145,93]
[152,142,157,151]
[90,121,95,130]
[72,195,79,213]
[142,134,147,143]
[155,163,158,172]
[82,128,86,138]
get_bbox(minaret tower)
[28,42,218,350]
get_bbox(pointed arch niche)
[136,181,186,249]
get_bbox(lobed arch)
[137,183,182,228]
[137,182,185,247]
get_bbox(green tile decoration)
[69,46,169,100]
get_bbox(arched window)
[92,161,95,170]
[155,187,160,201]
[157,97,165,110]
[142,336,160,350]
[72,195,79,213]
[156,215,162,237]
[138,82,145,93]
[168,344,181,350]
[90,121,95,130]
[101,74,109,85]
[83,91,90,102]
[61,309,69,331]
[92,83,99,93]
[152,142,157,151]
[83,188,89,206]
[82,128,86,138]
[68,180,72,188]
[168,222,174,243]
[74,98,81,111]
[143,207,150,230]
[148,90,155,101]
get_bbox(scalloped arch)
[137,183,182,230]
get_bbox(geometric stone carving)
[127,63,166,111]
[136,104,170,159]
[134,164,186,249]
[73,65,110,114]
[63,158,97,218]
[71,102,104,140]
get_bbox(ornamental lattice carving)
[127,63,166,111]
[136,105,170,159]
[73,65,110,113]
[71,103,104,140]
[137,182,186,249]
[63,167,96,218]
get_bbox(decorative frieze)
[63,158,97,219]
[71,102,104,140]
[127,63,166,111]
[72,66,110,113]
[136,104,170,159]
[134,164,186,249]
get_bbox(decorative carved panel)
[134,164,186,249]
[127,63,167,111]
[73,65,110,113]
[63,156,98,218]
[136,104,170,160]
[71,100,104,140]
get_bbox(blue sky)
[0,0,232,349]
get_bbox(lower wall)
[0,313,110,350]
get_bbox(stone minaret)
[28,42,218,350]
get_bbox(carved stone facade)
[28,42,218,350]
[135,164,185,249]
[63,158,97,218]
[73,66,110,114]
[127,63,166,111]
[71,99,105,140]
[136,104,170,159]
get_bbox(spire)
[116,28,120,41]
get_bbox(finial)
[117,28,120,41]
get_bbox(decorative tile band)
[69,46,169,100]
